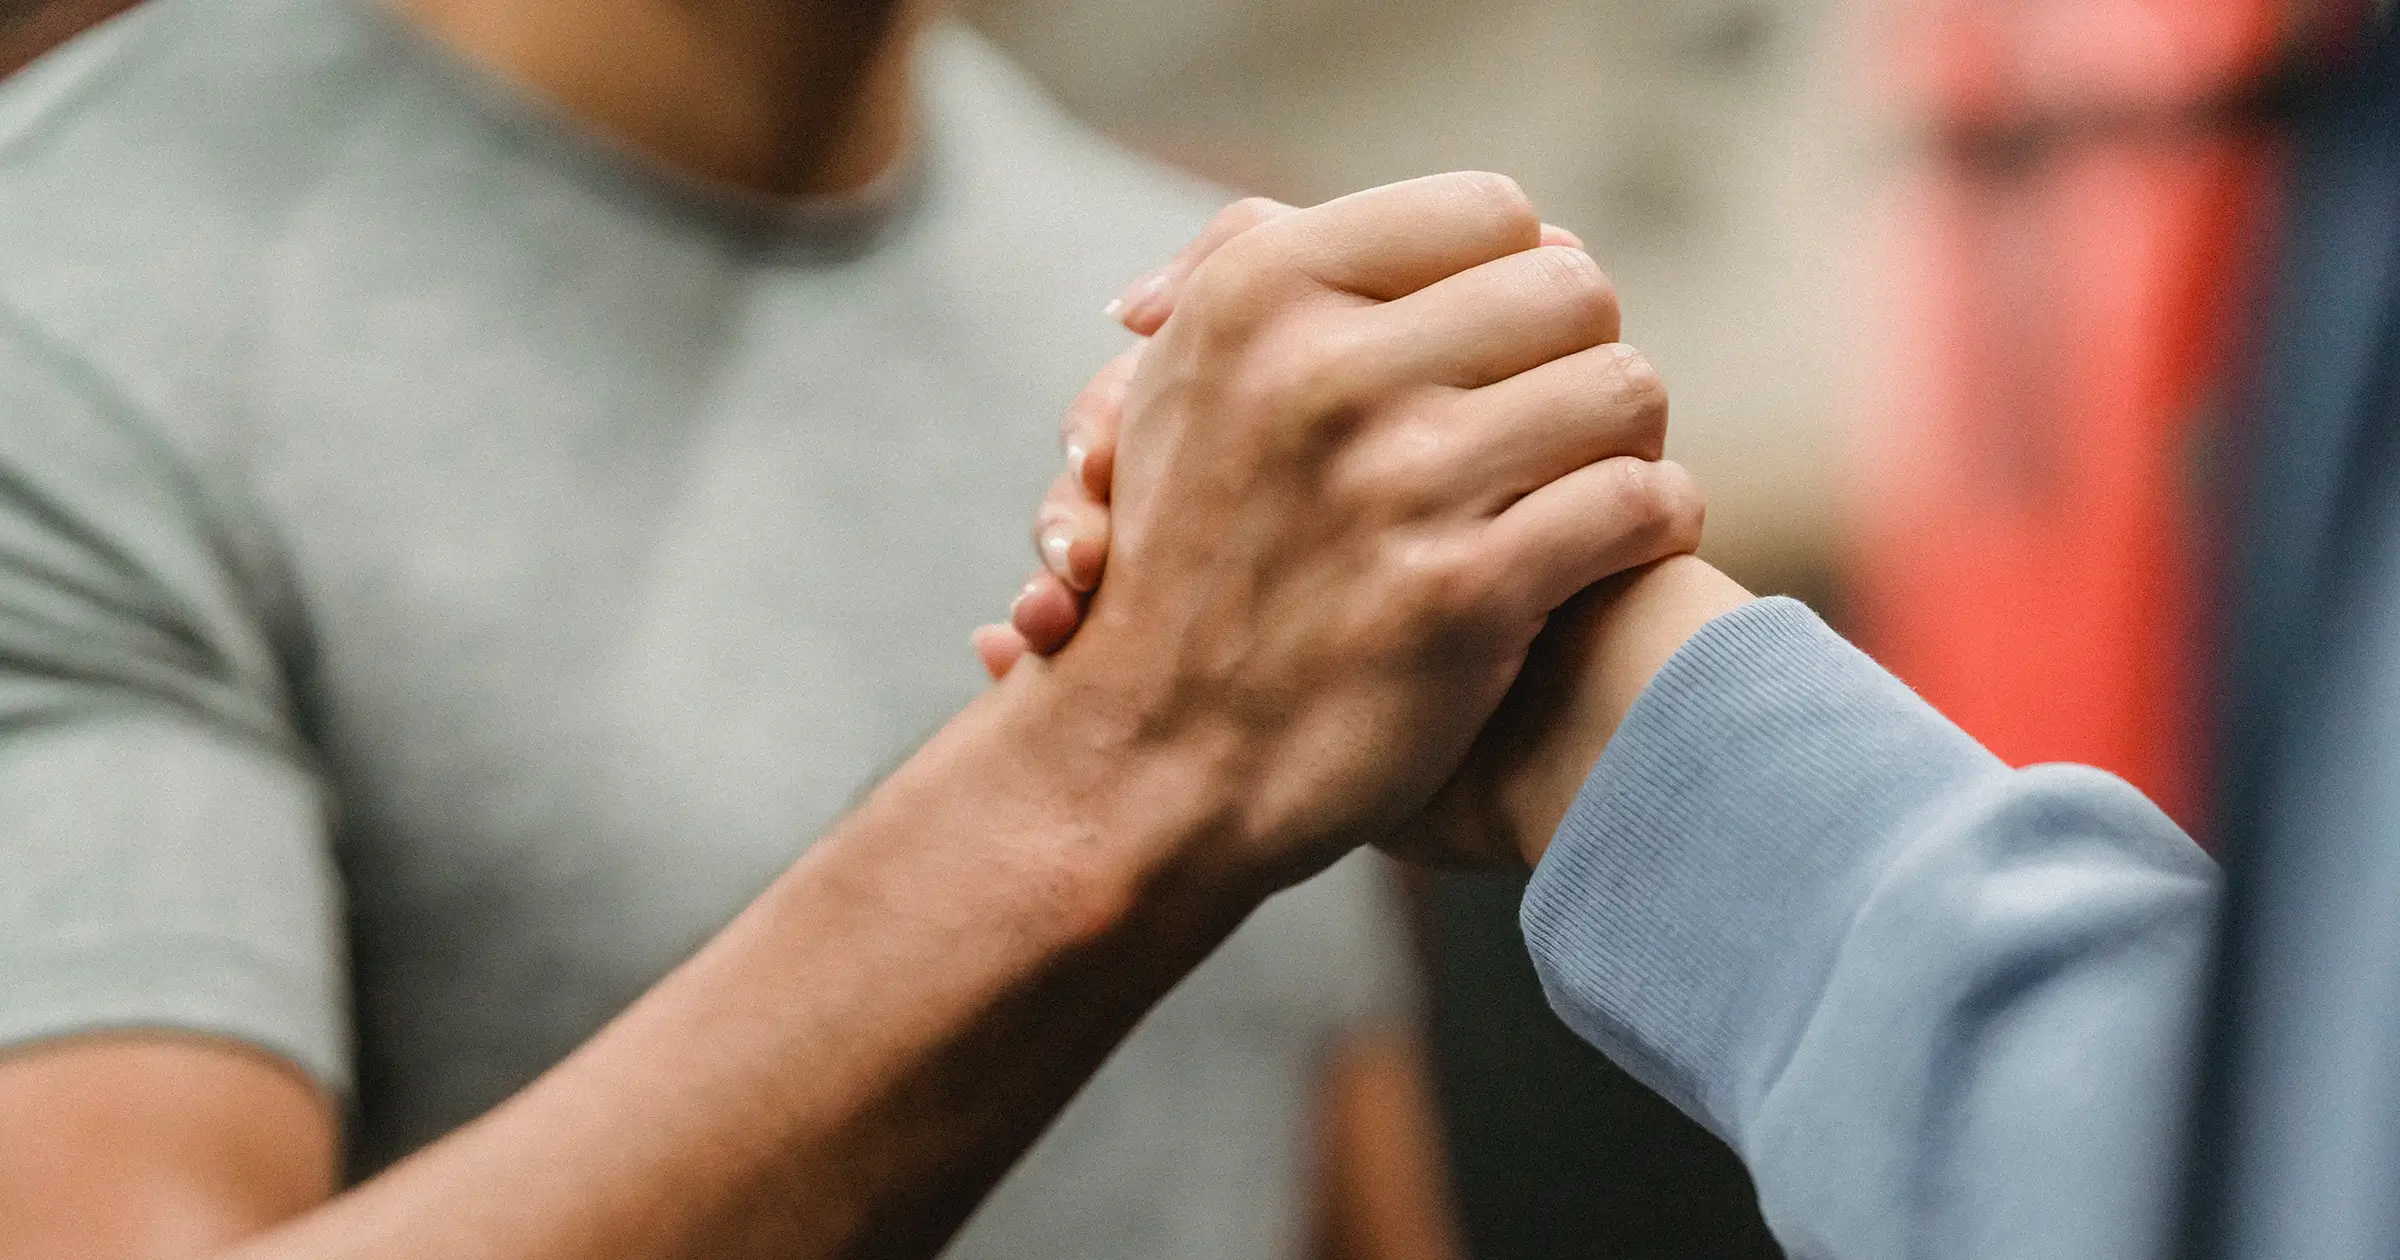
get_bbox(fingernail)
[1102,296,1127,321]
[1065,439,1090,488]
[1113,269,1168,324]
[1010,579,1040,615]
[1038,521,1076,583]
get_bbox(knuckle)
[1608,456,1669,524]
[1219,195,1287,236]
[1530,247,1620,339]
[1610,344,1670,446]
[1448,170,1538,234]
[1605,456,1704,551]
[1613,343,1665,408]
[1184,231,1286,320]
[1652,459,1708,547]
[1389,537,1498,630]
[1255,317,1376,418]
[1345,419,1455,516]
[1179,256,1247,320]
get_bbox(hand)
[972,201,1589,677]
[976,195,1302,679]
[987,175,1702,880]
[1382,555,1752,867]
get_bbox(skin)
[1311,1024,1472,1260]
[0,172,1706,1260]
[6,3,1456,1256]
[0,0,142,76]
[388,0,922,198]
[981,202,1756,871]
[0,1038,339,1258]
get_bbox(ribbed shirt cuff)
[1519,597,2007,1145]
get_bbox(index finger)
[1247,171,1546,303]
[1110,197,1295,335]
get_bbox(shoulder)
[0,0,374,629]
[0,0,403,213]
[0,0,448,421]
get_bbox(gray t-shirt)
[0,3,1415,1256]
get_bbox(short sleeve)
[0,315,349,1095]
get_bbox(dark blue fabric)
[1516,35,2400,1258]
[2189,28,2400,1260]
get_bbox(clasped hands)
[971,174,1723,884]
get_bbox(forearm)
[1467,554,1754,866]
[229,677,1259,1260]
[1513,589,2219,1259]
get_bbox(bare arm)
[985,207,1747,872]
[1450,554,1755,868]
[1,680,1247,1260]
[1005,359,2220,1260]
[984,193,1732,864]
[231,680,1279,1260]
[3,172,1697,1260]
[0,681,1277,1260]
[0,1038,338,1259]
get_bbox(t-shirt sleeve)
[0,317,349,1095]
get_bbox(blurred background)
[961,0,2289,1256]
[969,0,1863,608]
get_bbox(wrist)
[1506,555,1755,867]
[963,661,1277,943]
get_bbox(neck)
[1,0,142,77]
[391,0,921,199]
